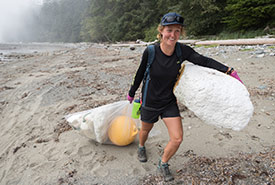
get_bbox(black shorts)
[140,102,180,124]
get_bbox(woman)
[127,12,242,182]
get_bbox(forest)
[30,0,275,42]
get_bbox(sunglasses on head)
[163,15,184,25]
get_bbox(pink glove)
[127,94,134,103]
[230,70,243,84]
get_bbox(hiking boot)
[157,160,174,182]
[137,146,147,162]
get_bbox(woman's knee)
[141,122,154,133]
[140,127,152,135]
[170,135,183,145]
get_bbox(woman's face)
[160,24,181,47]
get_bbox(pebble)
[256,54,265,58]
[255,50,265,55]
[258,85,267,89]
[245,46,253,49]
[129,45,135,50]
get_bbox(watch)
[227,68,234,75]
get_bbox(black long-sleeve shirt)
[129,43,229,109]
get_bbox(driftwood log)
[191,38,275,45]
[112,38,275,47]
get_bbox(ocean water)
[0,42,75,61]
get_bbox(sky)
[0,0,43,42]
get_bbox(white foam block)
[174,63,254,131]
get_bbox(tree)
[81,0,160,42]
[176,0,227,36]
[28,0,274,42]
[223,0,275,31]
[34,0,89,42]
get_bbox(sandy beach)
[0,42,274,184]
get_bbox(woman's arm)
[182,44,243,83]
[128,48,149,98]
[183,45,229,73]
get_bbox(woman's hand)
[127,94,134,103]
[230,70,243,84]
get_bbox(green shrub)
[223,0,275,31]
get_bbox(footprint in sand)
[90,163,109,177]
[213,132,232,141]
[77,145,94,156]
[44,147,61,161]
[127,167,142,176]
[82,155,97,169]
[141,165,152,172]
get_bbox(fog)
[0,0,43,42]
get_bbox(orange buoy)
[108,116,138,146]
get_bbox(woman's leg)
[161,117,183,163]
[139,121,154,146]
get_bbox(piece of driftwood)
[193,38,275,45]
[111,38,275,47]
